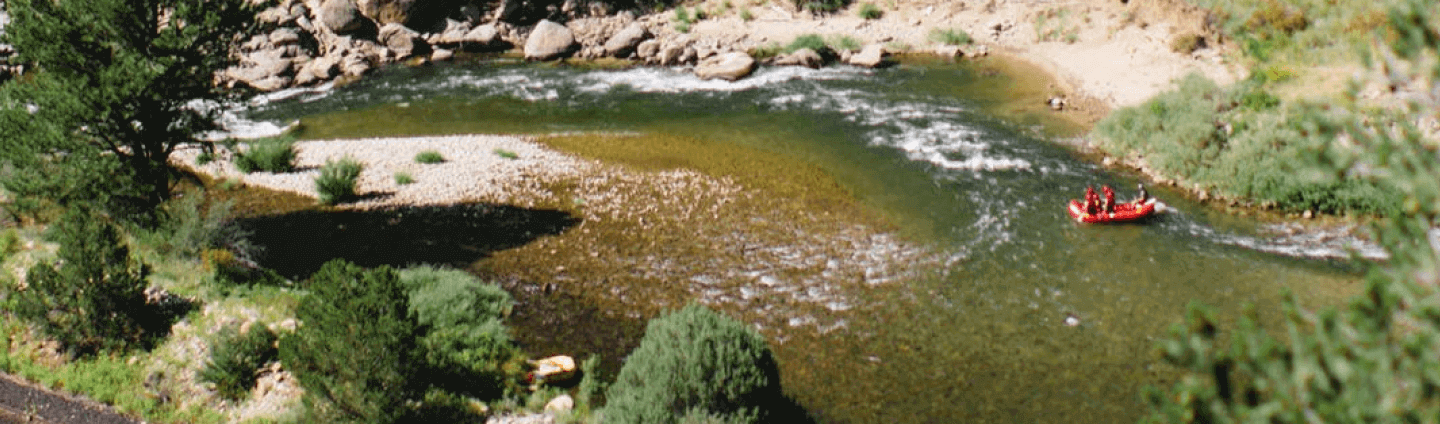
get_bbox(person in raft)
[1134,183,1150,203]
[1102,185,1116,214]
[1084,186,1099,215]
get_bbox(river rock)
[773,48,823,68]
[524,20,577,61]
[847,43,887,68]
[356,0,416,25]
[319,0,368,34]
[270,28,303,46]
[378,22,427,59]
[430,47,454,61]
[635,39,660,61]
[295,54,341,85]
[257,4,301,27]
[543,394,574,414]
[694,51,756,81]
[602,22,649,57]
[431,19,472,44]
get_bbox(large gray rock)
[694,51,756,81]
[773,48,823,68]
[378,22,426,59]
[602,23,649,57]
[847,43,888,68]
[356,0,417,25]
[319,0,367,34]
[635,39,660,61]
[523,20,577,61]
[294,55,341,85]
[270,28,303,46]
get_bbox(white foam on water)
[575,65,867,94]
[1178,218,1388,260]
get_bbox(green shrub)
[0,229,19,259]
[12,207,155,357]
[785,34,831,54]
[280,260,418,424]
[314,156,364,205]
[234,137,297,174]
[603,304,784,424]
[138,192,251,258]
[395,172,415,185]
[928,28,972,45]
[414,150,446,164]
[749,42,783,59]
[400,265,524,399]
[739,8,753,21]
[856,3,881,19]
[200,324,279,400]
[795,0,846,13]
[1170,33,1206,53]
[196,150,216,166]
[827,35,862,52]
[493,148,519,160]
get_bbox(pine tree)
[0,0,255,217]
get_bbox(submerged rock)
[695,51,757,81]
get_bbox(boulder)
[431,19,471,44]
[635,39,660,61]
[430,48,454,61]
[464,24,501,46]
[270,28,303,46]
[294,55,340,85]
[378,23,427,59]
[847,43,888,68]
[694,51,756,81]
[357,0,406,24]
[544,394,575,414]
[523,20,577,61]
[773,48,823,68]
[602,22,649,57]
[248,75,293,92]
[319,0,367,34]
[256,5,299,27]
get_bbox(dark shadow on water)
[236,203,579,279]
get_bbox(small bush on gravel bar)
[200,324,279,400]
[395,172,415,185]
[315,157,364,205]
[414,150,446,164]
[857,3,882,19]
[929,28,973,45]
[234,137,297,173]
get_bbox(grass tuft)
[414,150,446,164]
[929,28,973,45]
[315,156,364,205]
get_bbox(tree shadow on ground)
[235,203,579,280]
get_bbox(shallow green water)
[243,57,1362,423]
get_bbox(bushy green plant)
[0,229,20,260]
[1091,73,1399,215]
[400,265,524,399]
[1143,2,1440,421]
[138,191,252,258]
[280,260,418,424]
[414,150,446,164]
[603,305,784,424]
[827,35,862,52]
[314,156,364,205]
[929,28,972,45]
[739,8,754,21]
[493,148,520,160]
[394,172,415,185]
[234,137,297,174]
[11,207,155,357]
[200,324,278,400]
[795,0,846,13]
[856,3,881,19]
[785,34,831,55]
[749,42,783,59]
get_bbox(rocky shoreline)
[216,0,1236,116]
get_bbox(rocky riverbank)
[220,0,1239,118]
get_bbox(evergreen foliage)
[200,324,278,401]
[280,260,418,424]
[399,265,525,400]
[315,157,364,205]
[1142,0,1440,421]
[604,305,784,424]
[0,0,257,217]
[11,208,154,356]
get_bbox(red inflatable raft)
[1067,198,1158,223]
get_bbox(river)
[235,56,1366,424]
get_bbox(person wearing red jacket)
[1102,185,1116,214]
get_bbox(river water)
[238,57,1366,423]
